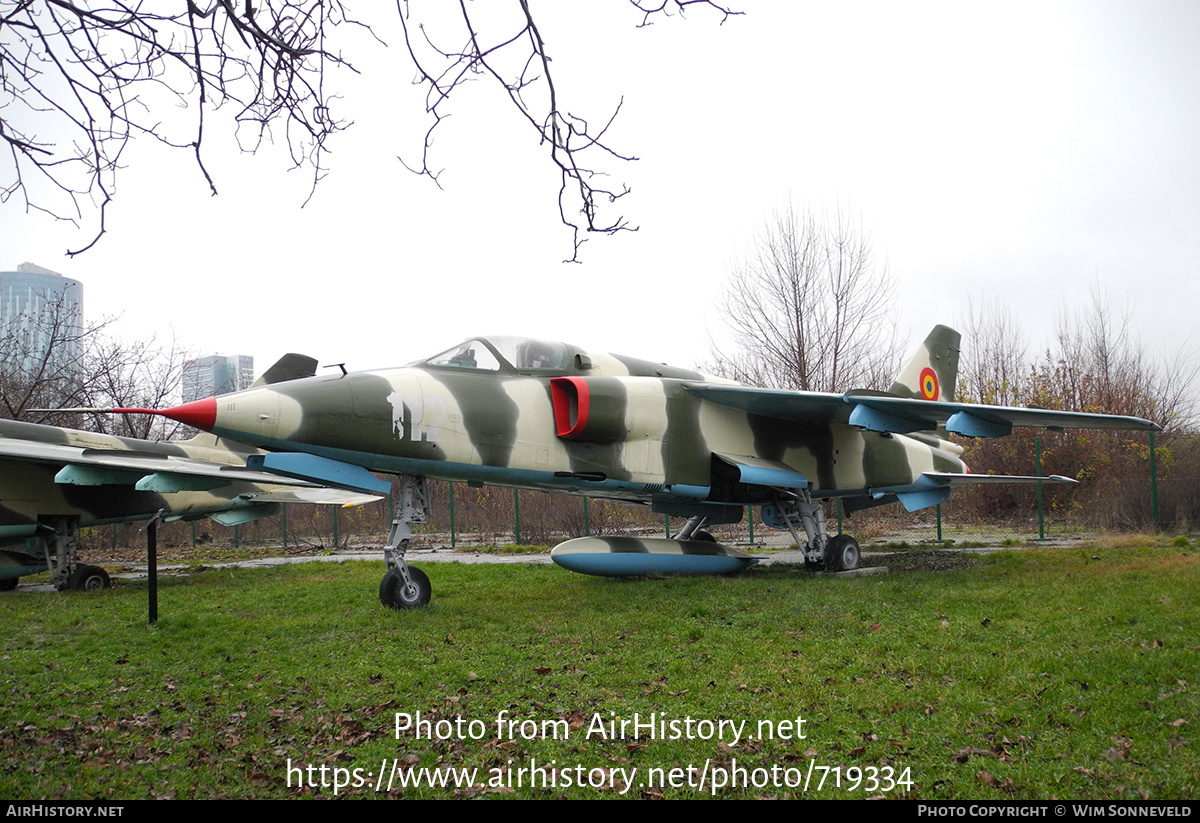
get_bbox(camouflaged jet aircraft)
[98,325,1160,609]
[0,418,381,591]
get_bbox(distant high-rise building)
[182,354,255,401]
[0,262,84,373]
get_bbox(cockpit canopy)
[423,336,574,373]
[419,336,715,382]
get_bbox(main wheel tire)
[68,564,111,591]
[824,535,861,572]
[692,530,717,543]
[379,566,432,609]
[0,577,18,591]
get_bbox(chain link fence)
[80,466,1197,557]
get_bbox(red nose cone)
[162,397,218,430]
[113,397,217,431]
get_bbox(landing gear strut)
[763,489,860,572]
[671,515,714,542]
[379,475,433,609]
[39,517,112,591]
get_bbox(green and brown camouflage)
[0,418,379,589]
[161,329,1098,492]
[102,325,1159,596]
[145,325,1160,519]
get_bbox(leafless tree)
[1,289,192,437]
[0,289,98,420]
[1,1,738,259]
[80,332,195,439]
[958,300,1027,407]
[1031,288,1197,428]
[709,203,899,391]
[955,287,1199,529]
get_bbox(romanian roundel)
[919,367,939,400]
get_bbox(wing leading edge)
[0,426,382,510]
[686,385,1160,436]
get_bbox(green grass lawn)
[1,546,1196,799]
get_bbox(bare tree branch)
[1,0,360,255]
[397,0,656,262]
[708,202,898,392]
[2,1,738,261]
[956,285,1199,529]
[0,286,195,438]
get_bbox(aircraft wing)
[687,385,1161,437]
[0,434,381,506]
[684,385,853,423]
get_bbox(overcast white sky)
[2,2,1197,393]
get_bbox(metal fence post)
[1149,430,1159,530]
[513,488,521,544]
[1036,436,1045,540]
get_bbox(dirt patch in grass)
[870,549,987,573]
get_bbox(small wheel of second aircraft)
[692,530,717,543]
[379,566,431,610]
[824,535,861,572]
[0,577,18,591]
[68,564,111,592]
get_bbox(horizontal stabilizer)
[920,472,1078,486]
[869,471,1076,513]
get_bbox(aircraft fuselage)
[201,361,965,513]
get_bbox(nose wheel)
[379,565,431,609]
[380,475,433,609]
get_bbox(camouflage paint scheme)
[0,418,379,586]
[108,326,1159,598]
[159,326,1158,520]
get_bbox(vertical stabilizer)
[888,325,960,401]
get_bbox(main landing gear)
[671,515,716,543]
[763,488,861,573]
[379,475,433,609]
[38,517,113,592]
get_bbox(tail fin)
[888,325,960,401]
